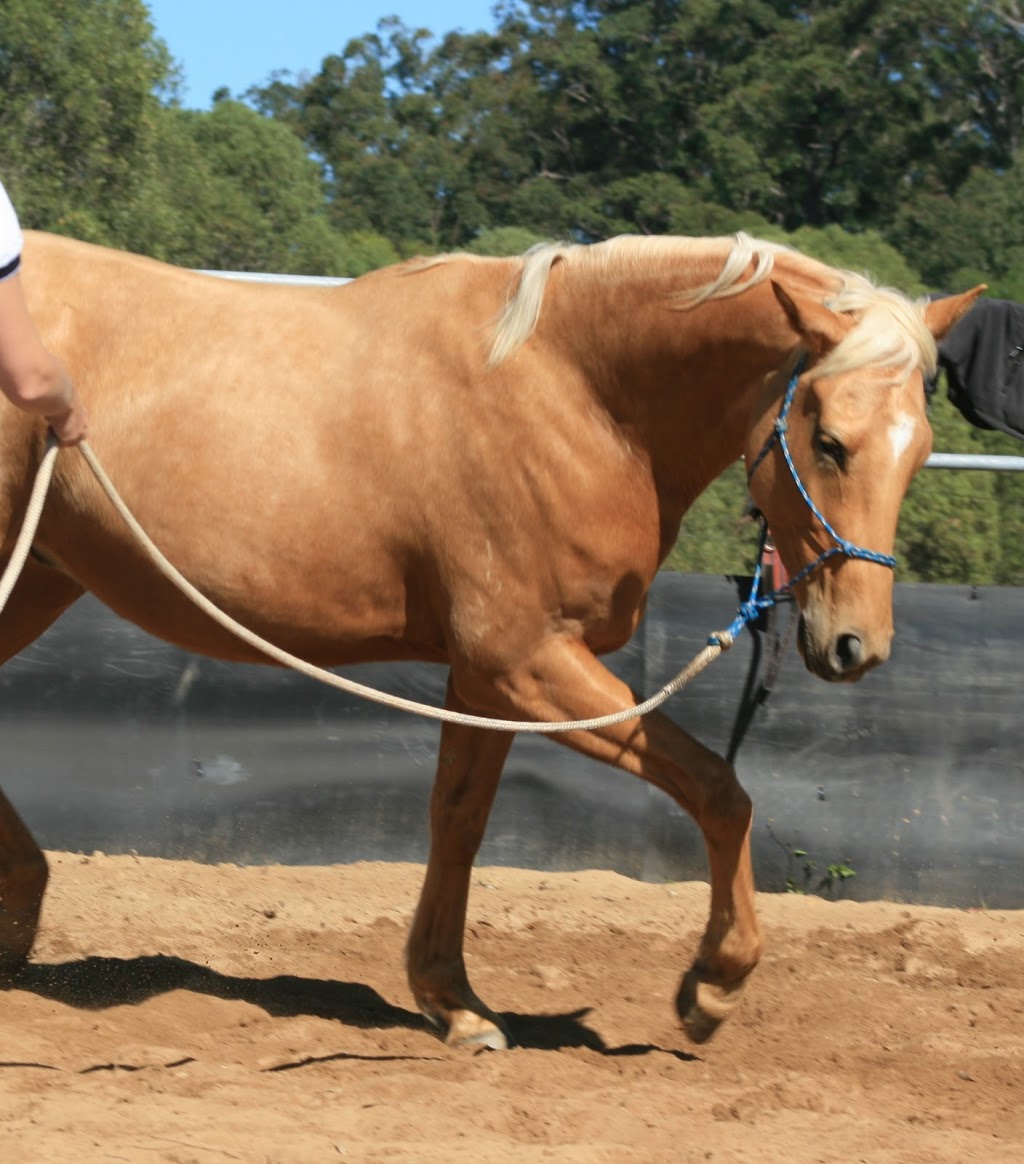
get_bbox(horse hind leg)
[406,677,514,1050]
[0,557,84,973]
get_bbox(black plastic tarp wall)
[0,574,1020,908]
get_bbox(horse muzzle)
[796,613,891,684]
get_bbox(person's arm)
[0,270,88,445]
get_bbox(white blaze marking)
[889,412,916,463]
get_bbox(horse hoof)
[676,967,743,1045]
[445,1014,510,1051]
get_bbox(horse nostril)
[836,633,863,671]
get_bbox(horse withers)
[0,230,980,1049]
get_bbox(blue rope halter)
[710,354,897,647]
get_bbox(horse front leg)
[0,557,84,973]
[406,677,514,1049]
[469,635,762,1045]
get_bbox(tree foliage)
[0,0,172,242]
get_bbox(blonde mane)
[487,233,937,380]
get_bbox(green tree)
[761,225,927,294]
[178,99,347,273]
[252,1,1024,252]
[255,22,489,251]
[900,376,1024,586]
[695,0,983,230]
[334,230,401,275]
[897,388,1005,584]
[0,0,174,240]
[116,100,355,274]
[465,226,550,255]
[887,161,1024,297]
[668,462,760,577]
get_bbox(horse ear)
[924,285,987,341]
[771,280,846,355]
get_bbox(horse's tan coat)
[0,232,980,1048]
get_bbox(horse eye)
[815,431,847,470]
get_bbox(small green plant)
[786,847,814,893]
[767,826,857,898]
[822,861,858,893]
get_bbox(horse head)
[745,280,984,683]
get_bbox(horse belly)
[41,468,445,668]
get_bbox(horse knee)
[712,773,754,826]
[686,752,753,837]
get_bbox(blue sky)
[146,1,500,109]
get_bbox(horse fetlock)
[698,927,763,980]
[406,953,470,1003]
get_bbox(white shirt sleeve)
[0,182,24,281]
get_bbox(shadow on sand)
[2,954,698,1061]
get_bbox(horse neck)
[545,276,798,508]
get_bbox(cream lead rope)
[0,438,734,734]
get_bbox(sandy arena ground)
[0,853,1021,1163]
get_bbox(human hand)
[46,394,89,446]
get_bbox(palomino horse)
[1,231,979,1050]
